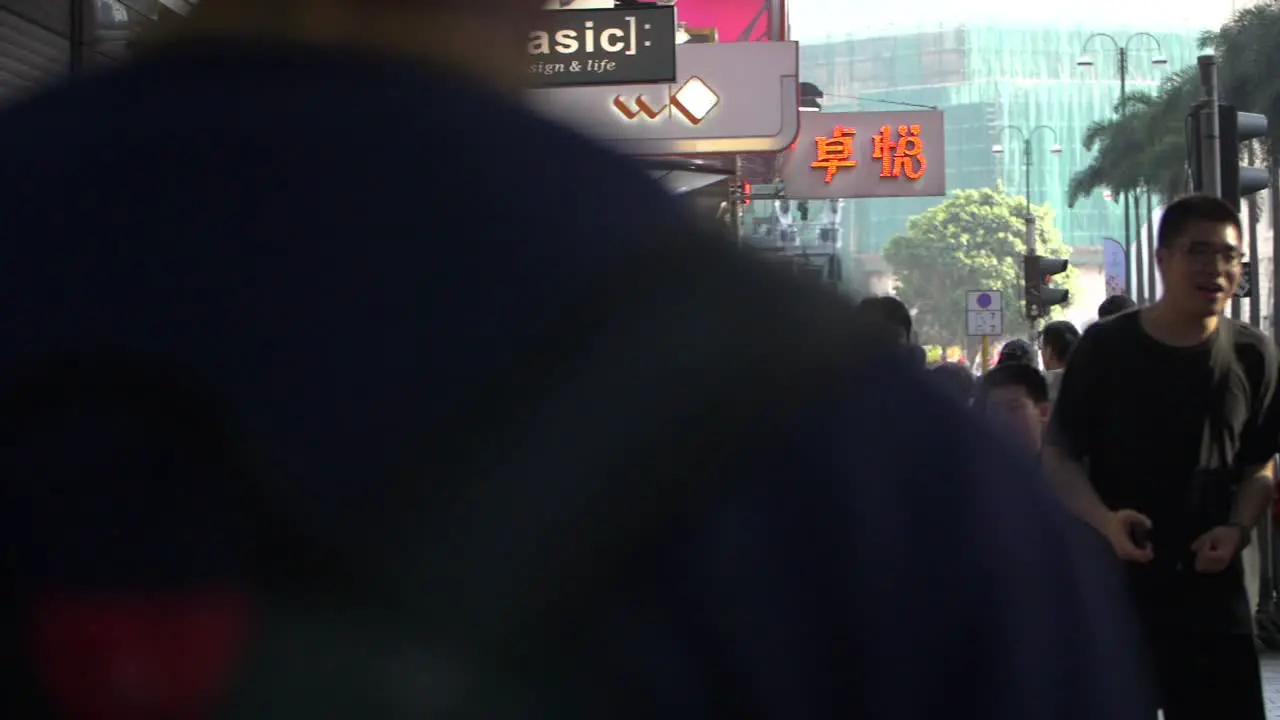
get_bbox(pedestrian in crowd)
[1046,194,1280,719]
[997,338,1037,367]
[1039,320,1080,403]
[929,361,976,405]
[975,362,1051,453]
[1098,294,1138,320]
[0,0,1150,718]
[856,295,926,369]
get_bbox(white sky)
[787,0,1247,41]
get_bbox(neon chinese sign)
[783,111,946,199]
[810,124,928,183]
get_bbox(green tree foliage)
[1204,2,1280,154]
[1068,70,1198,205]
[883,186,1078,346]
[1069,1,1280,206]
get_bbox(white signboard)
[966,290,1003,337]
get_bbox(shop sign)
[779,111,947,199]
[528,5,677,88]
[526,41,800,155]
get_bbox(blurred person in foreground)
[1098,294,1137,320]
[1039,320,1080,404]
[975,363,1051,453]
[1046,195,1279,719]
[0,1,1148,718]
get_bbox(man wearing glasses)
[1046,194,1279,719]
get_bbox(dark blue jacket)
[0,41,1149,719]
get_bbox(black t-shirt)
[1049,310,1279,633]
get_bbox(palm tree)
[1203,1,1280,155]
[1070,1,1280,209]
[1068,70,1197,209]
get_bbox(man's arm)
[1232,341,1280,531]
[1044,445,1113,534]
[1231,461,1276,530]
[1044,327,1113,534]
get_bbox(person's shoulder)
[1085,308,1142,340]
[1223,318,1278,389]
[1073,308,1140,359]
[1226,317,1275,356]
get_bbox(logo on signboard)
[528,5,678,88]
[611,77,721,125]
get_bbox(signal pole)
[1198,55,1222,197]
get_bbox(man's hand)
[1102,509,1154,563]
[1191,525,1246,574]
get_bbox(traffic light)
[1186,103,1269,209]
[1024,255,1069,320]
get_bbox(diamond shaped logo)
[670,76,719,125]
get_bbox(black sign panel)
[527,5,677,88]
[1236,261,1252,299]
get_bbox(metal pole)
[1024,138,1033,218]
[1133,191,1145,304]
[1146,191,1157,302]
[766,0,785,41]
[1270,171,1280,336]
[1026,213,1039,344]
[1118,48,1132,300]
[1198,55,1223,198]
[1247,144,1262,328]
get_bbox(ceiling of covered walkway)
[0,0,194,104]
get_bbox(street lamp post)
[992,125,1063,256]
[1077,32,1168,302]
[993,126,1062,343]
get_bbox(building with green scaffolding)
[796,25,1204,271]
